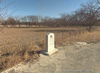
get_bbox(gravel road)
[2,43,100,73]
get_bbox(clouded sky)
[1,0,88,18]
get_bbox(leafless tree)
[7,17,16,28]
[14,16,21,27]
[0,1,15,30]
[77,0,100,31]
[21,16,30,27]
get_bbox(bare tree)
[0,1,15,30]
[7,17,16,28]
[14,16,21,27]
[27,15,39,27]
[21,16,29,27]
[78,0,100,31]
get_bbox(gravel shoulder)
[2,43,100,73]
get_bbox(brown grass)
[0,27,100,72]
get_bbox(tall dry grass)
[0,27,100,72]
[0,43,44,72]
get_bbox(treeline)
[1,0,100,31]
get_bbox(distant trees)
[60,0,100,31]
[7,17,17,27]
[27,16,38,27]
[1,0,100,32]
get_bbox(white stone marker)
[44,33,58,55]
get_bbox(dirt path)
[2,43,100,73]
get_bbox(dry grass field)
[0,27,100,72]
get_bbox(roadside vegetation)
[0,27,100,72]
[0,0,100,72]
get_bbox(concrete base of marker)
[42,48,58,55]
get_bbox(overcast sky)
[1,0,88,18]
